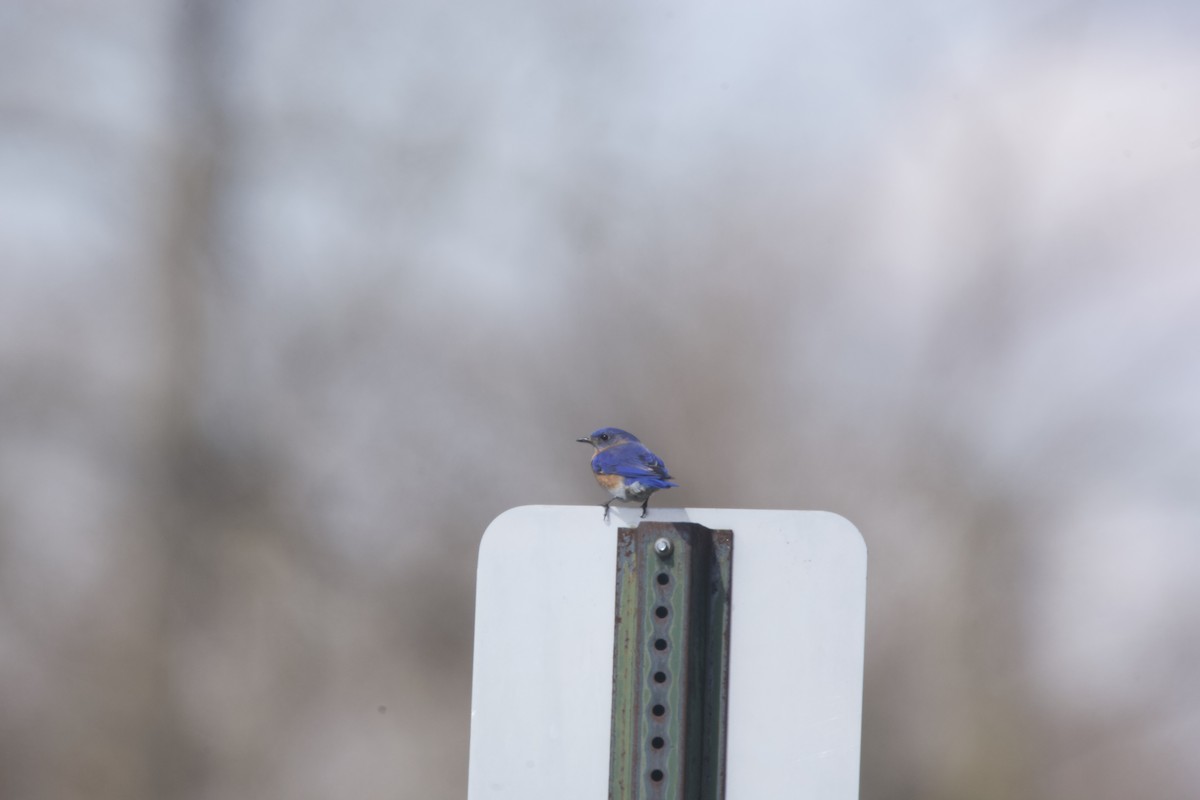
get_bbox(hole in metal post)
[653,671,667,683]
[652,704,665,717]
[651,736,665,749]
[655,606,668,619]
[654,638,667,651]
[650,769,664,782]
[656,573,669,585]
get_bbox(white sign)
[468,505,867,799]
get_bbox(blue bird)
[576,427,678,521]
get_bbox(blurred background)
[2,1,1198,798]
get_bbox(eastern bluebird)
[576,427,678,521]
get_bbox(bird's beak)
[576,436,592,445]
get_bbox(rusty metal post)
[609,522,734,800]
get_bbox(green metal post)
[609,522,734,800]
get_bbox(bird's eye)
[598,433,609,441]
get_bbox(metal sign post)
[468,506,866,800]
[609,522,733,800]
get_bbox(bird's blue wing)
[594,444,678,487]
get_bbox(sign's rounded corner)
[813,510,867,557]
[487,504,542,527]
[480,505,540,553]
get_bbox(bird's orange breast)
[593,472,624,492]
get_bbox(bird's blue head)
[576,427,640,450]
